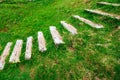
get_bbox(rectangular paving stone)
[73,15,104,28]
[61,21,78,35]
[25,36,33,60]
[85,9,120,20]
[97,2,120,7]
[9,40,23,63]
[0,42,12,70]
[38,32,47,52]
[50,26,64,45]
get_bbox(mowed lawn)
[0,0,120,80]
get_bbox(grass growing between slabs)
[0,0,120,80]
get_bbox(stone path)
[0,1,120,70]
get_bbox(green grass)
[0,0,120,80]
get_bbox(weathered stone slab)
[25,36,33,60]
[97,2,120,7]
[0,42,12,70]
[61,21,77,35]
[85,9,120,20]
[9,40,23,63]
[50,26,64,45]
[73,15,104,28]
[38,32,47,52]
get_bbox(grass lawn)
[0,0,120,80]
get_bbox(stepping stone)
[60,21,78,35]
[73,15,104,28]
[0,42,12,70]
[38,32,47,52]
[9,40,23,63]
[85,9,120,20]
[97,2,120,7]
[25,36,33,60]
[50,26,64,45]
